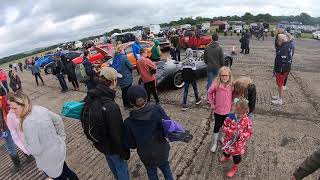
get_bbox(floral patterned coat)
[222,113,253,156]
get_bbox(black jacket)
[247,84,256,113]
[85,83,130,160]
[274,42,293,74]
[182,68,196,82]
[124,103,170,166]
[65,61,77,82]
[52,60,65,75]
[9,76,22,92]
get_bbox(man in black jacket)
[52,56,68,92]
[82,50,97,90]
[84,67,130,180]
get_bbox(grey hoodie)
[23,106,66,178]
[204,41,224,71]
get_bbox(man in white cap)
[82,67,131,180]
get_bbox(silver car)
[156,50,233,88]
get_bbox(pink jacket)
[6,110,30,155]
[207,81,233,115]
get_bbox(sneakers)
[226,164,239,178]
[181,104,189,111]
[219,155,232,163]
[283,86,287,90]
[195,98,202,105]
[271,95,279,100]
[272,99,283,105]
[210,133,219,153]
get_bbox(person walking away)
[52,56,68,92]
[8,92,79,180]
[111,45,134,108]
[132,37,142,62]
[124,85,174,180]
[18,62,23,72]
[65,58,79,91]
[292,148,320,180]
[151,40,161,62]
[0,89,22,172]
[207,67,233,153]
[81,67,130,180]
[181,48,202,111]
[82,50,97,90]
[31,61,45,86]
[204,33,225,90]
[244,29,250,54]
[0,68,10,92]
[170,34,181,61]
[271,34,293,105]
[220,97,253,177]
[137,49,159,104]
[233,77,256,121]
[9,72,22,92]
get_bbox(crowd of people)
[0,24,319,180]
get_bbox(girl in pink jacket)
[6,110,30,155]
[207,67,233,153]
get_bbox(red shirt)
[0,71,7,81]
[136,58,157,83]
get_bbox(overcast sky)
[0,0,319,58]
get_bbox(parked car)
[35,54,55,67]
[95,41,155,67]
[44,51,82,74]
[155,50,233,88]
[180,30,212,49]
[312,31,320,39]
[154,37,171,51]
[72,44,114,65]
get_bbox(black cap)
[127,85,147,106]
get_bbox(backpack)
[162,119,193,143]
[80,97,107,153]
[75,61,89,83]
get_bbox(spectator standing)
[30,61,45,86]
[132,37,142,61]
[9,72,22,92]
[0,68,10,92]
[82,50,97,90]
[65,58,79,91]
[18,62,23,72]
[170,34,181,61]
[151,40,161,62]
[52,56,68,93]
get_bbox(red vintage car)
[180,30,212,49]
[72,44,114,65]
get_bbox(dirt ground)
[0,36,320,180]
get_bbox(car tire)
[224,57,233,68]
[173,71,185,89]
[45,66,53,74]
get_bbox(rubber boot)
[218,132,224,144]
[10,154,21,173]
[210,133,219,153]
[226,164,239,178]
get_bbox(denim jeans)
[3,130,17,156]
[56,74,68,91]
[183,81,199,105]
[207,68,219,90]
[105,154,130,180]
[145,161,174,180]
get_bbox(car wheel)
[173,71,185,89]
[224,57,233,68]
[45,66,53,74]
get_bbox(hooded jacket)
[112,53,134,88]
[204,41,224,71]
[182,48,197,82]
[151,40,161,61]
[132,42,142,60]
[124,103,170,166]
[84,82,130,160]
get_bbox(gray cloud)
[0,0,319,58]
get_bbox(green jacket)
[151,40,161,61]
[293,148,320,180]
[204,41,224,71]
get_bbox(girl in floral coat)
[220,97,253,178]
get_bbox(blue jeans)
[183,81,199,105]
[145,161,174,180]
[3,130,17,156]
[105,154,130,180]
[207,68,219,90]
